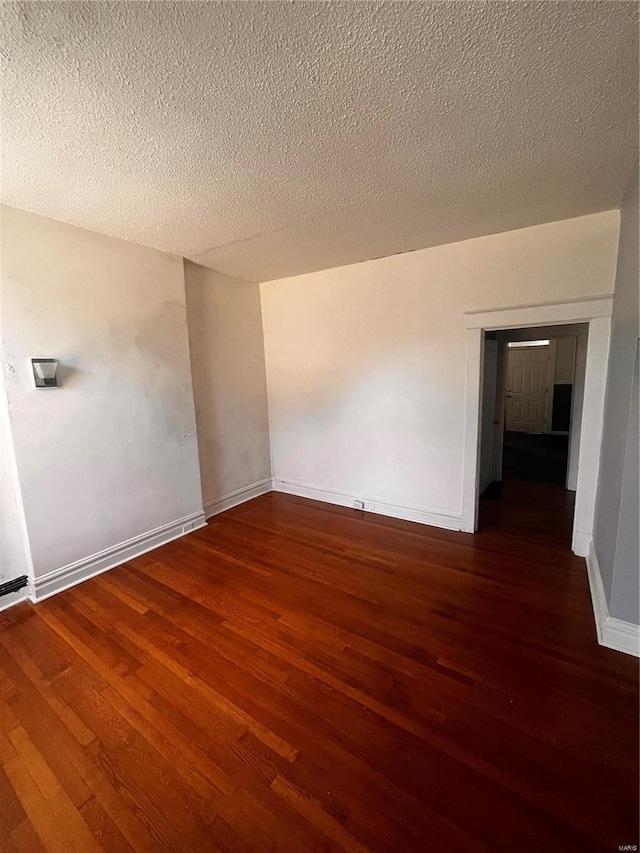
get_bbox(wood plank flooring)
[0,481,637,852]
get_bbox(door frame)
[461,296,613,556]
[479,338,499,494]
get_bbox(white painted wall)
[261,211,619,526]
[184,262,271,514]
[0,205,204,580]
[593,170,639,626]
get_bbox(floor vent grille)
[0,576,28,598]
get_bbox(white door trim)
[461,297,613,556]
[566,334,588,491]
[464,294,612,329]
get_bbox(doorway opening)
[478,324,588,524]
[462,296,612,556]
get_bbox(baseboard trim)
[32,510,207,603]
[272,478,462,531]
[585,541,640,657]
[0,588,30,613]
[572,529,592,558]
[203,479,272,519]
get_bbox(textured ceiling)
[1,1,638,282]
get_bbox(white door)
[505,346,549,432]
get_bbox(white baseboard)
[585,541,640,657]
[203,478,272,519]
[32,510,207,603]
[272,478,462,531]
[0,588,30,613]
[572,529,592,558]
[460,509,476,534]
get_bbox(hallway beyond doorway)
[502,430,569,486]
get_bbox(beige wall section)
[261,211,619,523]
[0,205,204,579]
[184,261,271,514]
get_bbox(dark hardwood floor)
[502,431,570,485]
[0,482,637,852]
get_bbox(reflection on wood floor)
[0,482,637,852]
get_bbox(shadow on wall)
[54,361,84,389]
[131,300,197,438]
[184,261,271,507]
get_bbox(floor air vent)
[0,576,28,598]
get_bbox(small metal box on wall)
[31,358,59,388]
